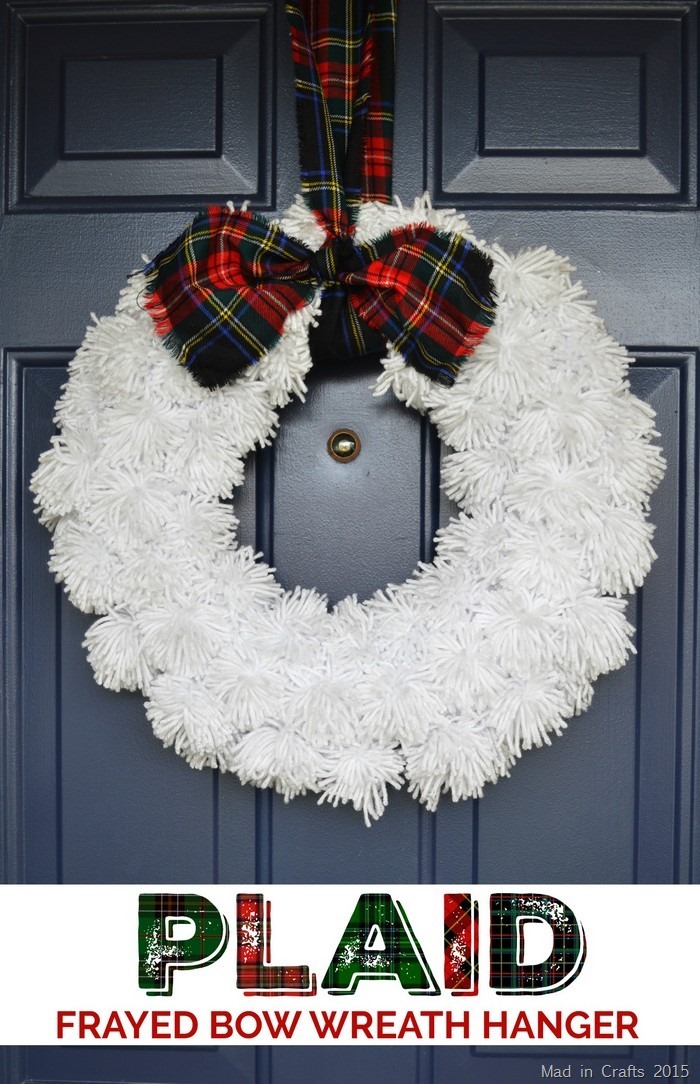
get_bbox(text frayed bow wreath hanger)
[31,0,665,824]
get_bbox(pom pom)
[31,432,100,519]
[498,522,587,600]
[430,392,506,453]
[200,548,283,613]
[428,626,504,709]
[405,718,504,811]
[442,446,515,511]
[48,518,125,613]
[356,668,443,745]
[508,391,608,460]
[317,746,404,826]
[288,679,358,747]
[100,398,185,467]
[159,494,238,558]
[85,467,180,548]
[146,676,234,768]
[138,598,230,677]
[231,725,326,799]
[504,461,607,530]
[580,506,657,595]
[474,590,560,672]
[84,609,154,692]
[207,645,286,730]
[250,587,332,664]
[557,594,634,678]
[491,676,571,756]
[490,245,577,307]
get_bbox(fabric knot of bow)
[142,203,497,390]
[142,1,497,389]
[307,234,364,286]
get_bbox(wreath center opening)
[237,354,444,607]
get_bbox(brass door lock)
[327,428,361,462]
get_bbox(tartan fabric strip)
[363,2,395,202]
[143,206,317,388]
[347,225,496,384]
[285,0,396,234]
[143,206,496,387]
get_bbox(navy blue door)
[1,1,698,1081]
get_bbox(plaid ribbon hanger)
[143,1,497,388]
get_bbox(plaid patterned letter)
[138,893,229,996]
[322,893,439,995]
[236,894,316,995]
[489,893,587,995]
[444,893,479,995]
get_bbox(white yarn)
[84,608,155,693]
[405,717,502,811]
[317,746,405,826]
[31,197,665,822]
[231,724,328,799]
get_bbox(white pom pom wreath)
[31,198,665,822]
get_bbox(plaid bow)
[144,205,495,387]
[143,1,496,387]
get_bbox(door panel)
[429,6,690,203]
[8,4,277,211]
[1,1,697,1081]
